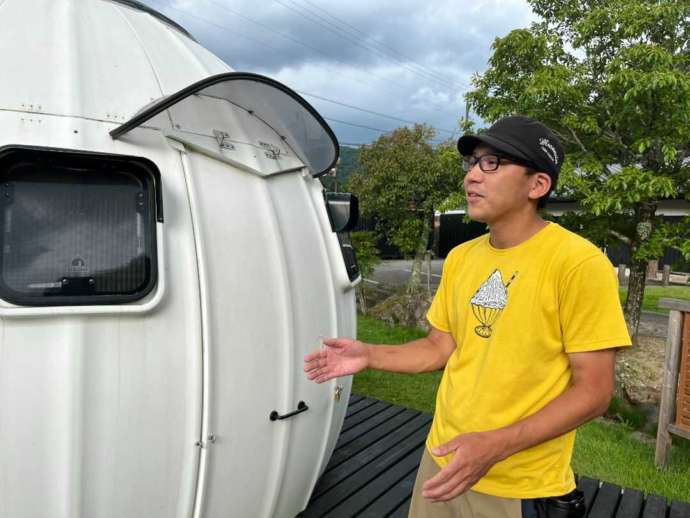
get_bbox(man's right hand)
[303,338,369,383]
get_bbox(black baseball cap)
[457,116,564,181]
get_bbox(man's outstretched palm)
[303,338,368,383]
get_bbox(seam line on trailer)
[0,108,146,126]
[300,175,339,506]
[179,149,211,518]
[114,5,171,127]
[260,178,297,518]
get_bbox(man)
[304,116,631,518]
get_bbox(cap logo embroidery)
[539,137,558,165]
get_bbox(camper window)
[0,147,160,306]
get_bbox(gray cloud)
[144,0,537,144]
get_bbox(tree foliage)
[320,146,360,191]
[466,0,690,336]
[348,125,463,286]
[350,231,381,314]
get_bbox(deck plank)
[302,396,684,518]
[670,500,690,518]
[345,396,375,418]
[330,407,416,467]
[642,495,668,518]
[313,412,430,496]
[305,426,430,517]
[577,476,599,511]
[614,488,643,518]
[348,394,364,405]
[387,498,411,518]
[341,401,393,433]
[325,446,424,518]
[588,482,621,518]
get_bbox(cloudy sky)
[142,0,538,146]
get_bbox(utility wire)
[276,0,467,89]
[153,0,441,108]
[297,90,455,134]
[147,0,458,137]
[275,0,462,91]
[324,118,395,134]
[148,0,286,55]
[273,0,462,91]
[199,0,457,114]
[292,0,466,90]
[144,0,460,144]
[202,0,421,100]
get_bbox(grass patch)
[573,420,690,502]
[354,315,690,503]
[354,316,440,413]
[619,285,690,314]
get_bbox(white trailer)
[0,1,360,517]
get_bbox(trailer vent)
[676,315,690,431]
[0,146,161,306]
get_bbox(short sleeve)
[426,250,456,332]
[559,253,632,352]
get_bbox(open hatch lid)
[110,72,339,177]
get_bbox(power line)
[143,1,461,144]
[325,119,449,146]
[201,0,424,101]
[276,0,463,91]
[148,0,285,55]
[324,118,394,134]
[298,90,455,134]
[147,0,459,137]
[288,0,468,91]
[152,0,439,106]
[180,0,459,114]
[273,0,463,92]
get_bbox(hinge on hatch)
[213,130,235,150]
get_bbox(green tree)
[466,0,690,338]
[320,146,360,192]
[350,231,381,314]
[348,124,463,295]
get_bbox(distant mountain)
[320,146,360,192]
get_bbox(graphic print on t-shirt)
[470,269,518,338]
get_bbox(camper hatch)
[0,1,360,517]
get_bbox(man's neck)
[488,213,548,249]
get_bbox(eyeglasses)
[462,153,530,173]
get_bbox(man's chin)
[466,209,488,223]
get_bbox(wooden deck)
[301,395,690,518]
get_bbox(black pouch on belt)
[535,489,586,518]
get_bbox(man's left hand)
[422,431,505,502]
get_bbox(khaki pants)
[408,449,524,518]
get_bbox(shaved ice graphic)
[470,269,517,338]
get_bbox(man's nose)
[465,162,484,182]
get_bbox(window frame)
[0,145,163,307]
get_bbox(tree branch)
[569,127,588,154]
[609,229,631,245]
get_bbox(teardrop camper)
[0,1,361,517]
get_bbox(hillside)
[320,146,360,192]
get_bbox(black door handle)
[270,401,309,421]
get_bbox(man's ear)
[528,172,552,201]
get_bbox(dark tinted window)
[0,147,161,306]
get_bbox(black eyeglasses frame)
[462,153,534,173]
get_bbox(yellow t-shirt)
[426,222,631,499]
